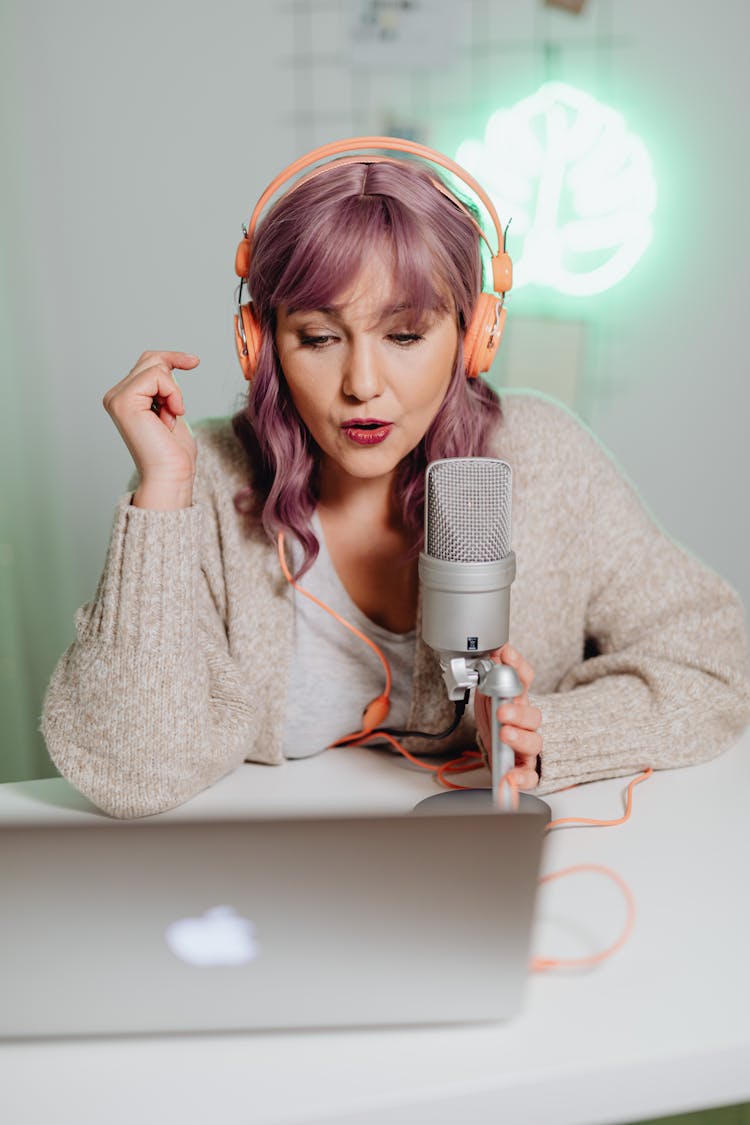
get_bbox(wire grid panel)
[425,458,512,563]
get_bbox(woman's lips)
[341,419,393,446]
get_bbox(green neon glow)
[456,82,657,296]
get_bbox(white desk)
[1,733,749,1125]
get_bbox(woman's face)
[275,254,459,492]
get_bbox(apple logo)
[165,906,260,967]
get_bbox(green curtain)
[0,7,72,782]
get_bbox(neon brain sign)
[456,82,657,296]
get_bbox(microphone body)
[419,457,521,809]
[419,553,515,660]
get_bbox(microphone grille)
[425,457,512,563]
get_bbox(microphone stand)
[440,657,519,810]
[477,660,523,811]
[429,657,550,819]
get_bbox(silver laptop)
[1,806,547,1038]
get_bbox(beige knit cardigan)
[41,391,750,819]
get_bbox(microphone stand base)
[413,788,551,822]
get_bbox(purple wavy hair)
[231,158,503,576]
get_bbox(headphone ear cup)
[234,302,262,382]
[463,293,506,379]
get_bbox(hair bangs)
[384,198,454,320]
[270,191,453,323]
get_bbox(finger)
[133,351,200,374]
[506,766,539,791]
[499,644,535,693]
[139,365,187,417]
[150,398,177,431]
[150,388,184,422]
[487,643,533,694]
[497,702,542,731]
[513,747,539,772]
[128,355,199,402]
[156,410,193,436]
[499,724,542,760]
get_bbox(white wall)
[2,0,748,778]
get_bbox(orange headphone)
[233,136,513,382]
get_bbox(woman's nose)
[341,337,384,401]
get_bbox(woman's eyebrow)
[382,302,420,318]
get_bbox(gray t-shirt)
[281,513,416,759]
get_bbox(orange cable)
[277,532,392,697]
[530,863,637,971]
[545,769,653,831]
[435,749,484,788]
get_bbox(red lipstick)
[341,418,393,446]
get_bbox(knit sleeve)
[40,472,273,819]
[530,407,750,795]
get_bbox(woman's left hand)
[474,644,543,790]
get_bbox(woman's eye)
[299,334,335,348]
[389,333,424,346]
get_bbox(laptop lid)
[1,809,546,1038]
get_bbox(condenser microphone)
[416,457,549,818]
[419,457,516,697]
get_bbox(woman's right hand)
[103,351,200,507]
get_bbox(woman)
[42,141,750,819]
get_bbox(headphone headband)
[236,136,511,295]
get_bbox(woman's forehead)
[332,250,401,300]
